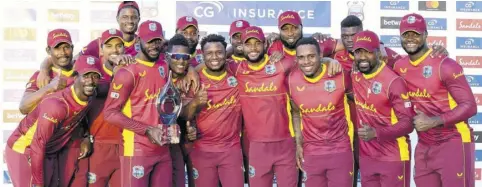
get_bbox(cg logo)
[466,1,475,8]
[390,36,400,44]
[427,19,438,26]
[194,1,224,18]
[389,1,400,6]
[465,38,475,45]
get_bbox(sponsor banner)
[456,56,482,68]
[48,9,79,22]
[3,110,24,123]
[3,28,36,41]
[469,112,482,124]
[425,18,447,30]
[3,49,36,62]
[3,89,24,103]
[477,168,481,181]
[427,36,446,48]
[456,37,482,49]
[456,19,482,31]
[466,75,482,87]
[3,171,11,184]
[475,94,482,106]
[475,131,482,143]
[380,1,409,10]
[3,8,36,22]
[418,1,446,11]
[457,1,482,13]
[380,35,401,48]
[176,1,331,27]
[139,0,159,18]
[90,10,117,23]
[380,16,401,29]
[477,150,482,161]
[3,69,36,82]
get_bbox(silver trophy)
[156,70,183,144]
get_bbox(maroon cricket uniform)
[228,55,246,64]
[81,36,139,58]
[352,62,415,187]
[268,38,337,62]
[393,49,476,187]
[189,49,204,67]
[189,68,243,187]
[6,86,89,186]
[334,47,401,72]
[25,67,75,92]
[103,58,172,187]
[288,64,354,187]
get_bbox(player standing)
[393,13,476,187]
[228,20,250,63]
[351,30,415,187]
[288,37,354,187]
[176,16,203,67]
[5,55,102,187]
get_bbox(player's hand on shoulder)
[266,32,280,48]
[311,32,330,43]
[323,57,342,77]
[269,51,283,64]
[110,54,136,66]
[430,44,448,58]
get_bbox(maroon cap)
[242,26,265,43]
[229,20,250,37]
[278,11,302,29]
[400,13,427,35]
[138,20,164,42]
[176,16,198,31]
[74,55,102,76]
[117,1,140,15]
[101,29,124,44]
[47,29,72,48]
[353,30,380,53]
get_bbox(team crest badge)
[227,76,238,87]
[324,80,336,92]
[407,16,416,24]
[195,54,204,64]
[236,20,243,28]
[108,28,116,35]
[135,43,141,52]
[192,168,199,180]
[186,16,193,22]
[87,57,95,65]
[87,172,96,184]
[371,81,382,94]
[148,23,157,31]
[265,64,276,75]
[248,165,256,178]
[422,66,432,78]
[132,165,145,179]
[159,66,165,78]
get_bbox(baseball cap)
[278,11,302,29]
[138,20,164,43]
[229,20,250,37]
[74,55,102,76]
[101,29,124,44]
[176,16,198,31]
[242,26,265,43]
[352,30,380,53]
[117,1,140,15]
[47,29,72,48]
[400,13,427,35]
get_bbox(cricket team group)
[4,1,477,187]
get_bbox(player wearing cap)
[351,30,414,187]
[228,19,250,63]
[393,13,476,187]
[288,37,354,187]
[5,55,102,187]
[103,20,175,187]
[176,16,204,67]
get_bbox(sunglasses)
[167,53,191,60]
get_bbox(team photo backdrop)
[0,0,481,186]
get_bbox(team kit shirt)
[334,47,402,72]
[351,63,414,162]
[393,49,475,145]
[103,59,170,156]
[268,38,337,62]
[7,86,90,185]
[194,68,242,152]
[25,67,76,92]
[189,49,204,67]
[231,55,295,142]
[81,36,139,57]
[288,64,354,155]
[229,55,245,64]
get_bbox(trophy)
[156,70,183,144]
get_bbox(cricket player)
[176,16,203,67]
[288,37,354,187]
[393,13,476,187]
[228,19,250,63]
[351,30,415,187]
[103,20,174,187]
[5,55,102,187]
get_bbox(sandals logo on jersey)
[195,54,204,64]
[132,165,145,179]
[227,76,238,87]
[248,165,255,178]
[192,168,199,179]
[371,81,382,94]
[87,172,96,184]
[265,64,276,75]
[159,66,166,78]
[422,65,433,78]
[324,80,336,92]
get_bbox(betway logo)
[3,110,25,123]
[474,131,482,143]
[380,17,402,29]
[456,56,482,68]
[457,19,482,31]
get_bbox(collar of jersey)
[348,53,354,60]
[363,62,386,80]
[410,48,432,67]
[202,68,227,81]
[136,58,155,67]
[52,67,74,77]
[103,63,113,76]
[70,86,87,106]
[304,63,327,83]
[247,54,269,71]
[231,55,245,63]
[124,37,136,47]
[283,46,296,56]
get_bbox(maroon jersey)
[352,63,415,161]
[334,47,401,72]
[25,67,75,92]
[288,64,354,155]
[81,36,139,58]
[7,86,89,185]
[393,49,476,145]
[103,58,169,156]
[189,49,204,67]
[231,55,294,142]
[268,38,337,61]
[193,68,242,152]
[228,55,246,64]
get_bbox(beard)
[244,49,266,63]
[140,46,160,62]
[280,31,302,49]
[188,40,198,54]
[403,43,426,55]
